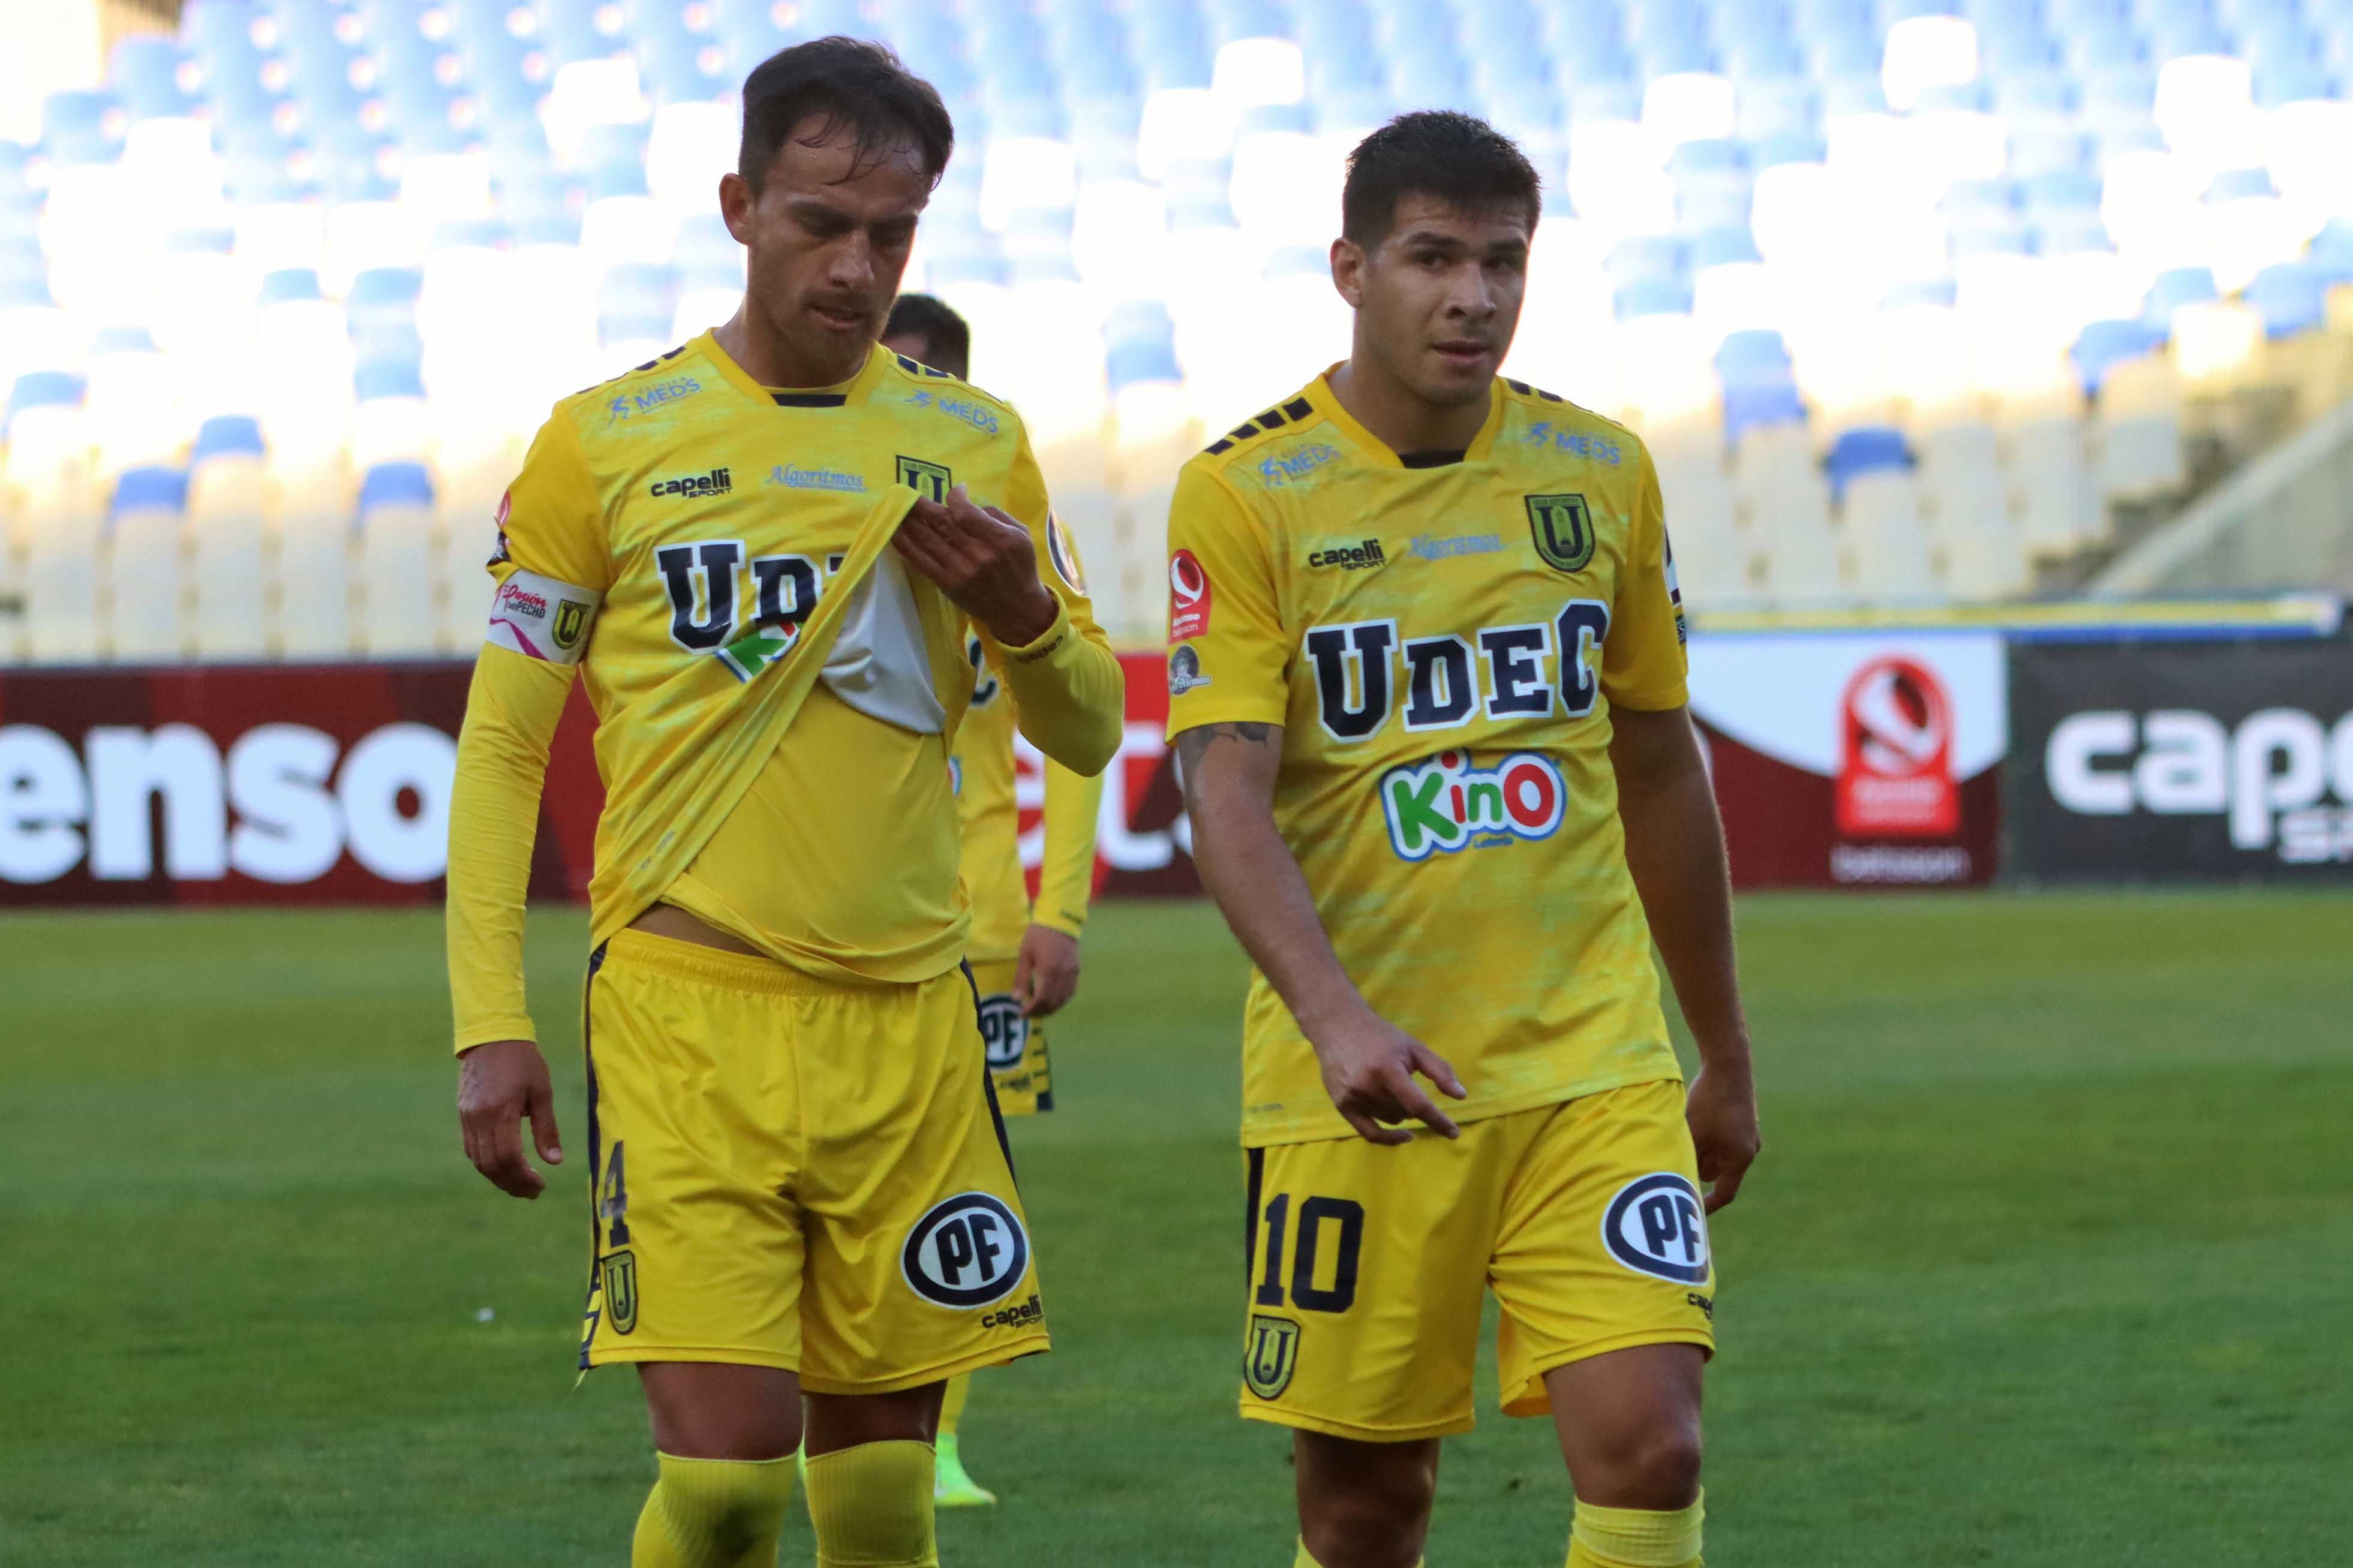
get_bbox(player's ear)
[1330,236,1366,309]
[719,171,756,243]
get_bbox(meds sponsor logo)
[1379,748,1566,861]
[902,1193,1030,1309]
[1256,440,1339,486]
[1601,1173,1711,1285]
[1523,420,1622,465]
[607,377,702,423]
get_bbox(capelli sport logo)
[649,467,732,499]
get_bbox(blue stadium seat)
[2309,219,2353,286]
[193,414,268,465]
[929,251,1011,290]
[2036,212,2114,254]
[2250,55,2331,106]
[1753,129,1829,167]
[2070,317,2165,392]
[112,37,201,120]
[360,459,437,512]
[1825,426,1912,502]
[672,213,741,290]
[113,466,191,518]
[1615,276,1697,319]
[599,263,681,343]
[1717,327,1796,382]
[259,268,326,306]
[2142,265,2220,330]
[354,357,428,404]
[42,91,128,165]
[1606,234,1690,289]
[10,371,88,422]
[349,267,425,361]
[2243,262,2328,339]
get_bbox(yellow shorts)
[1240,1079,1714,1442]
[578,931,1049,1393]
[967,956,1053,1116]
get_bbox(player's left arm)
[1017,753,1105,1018]
[897,422,1123,777]
[1603,451,1760,1214]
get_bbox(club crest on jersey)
[1380,749,1567,861]
[553,599,589,652]
[902,1192,1030,1308]
[1601,1173,1711,1284]
[601,1250,639,1334]
[1526,493,1597,574]
[1243,1314,1300,1400]
[896,455,952,502]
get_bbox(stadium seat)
[2096,351,2187,500]
[106,466,190,662]
[187,415,270,661]
[354,461,438,657]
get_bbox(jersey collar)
[700,332,893,409]
[1311,365,1506,469]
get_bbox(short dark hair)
[738,36,954,192]
[883,293,970,379]
[1341,111,1543,249]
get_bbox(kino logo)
[1380,750,1566,860]
[1601,1173,1711,1284]
[902,1192,1029,1308]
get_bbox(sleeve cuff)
[1030,906,1088,940]
[455,1019,538,1055]
[1001,599,1075,663]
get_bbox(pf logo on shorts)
[1601,1173,1712,1285]
[902,1191,1030,1308]
[975,994,1029,1072]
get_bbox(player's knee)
[1300,1456,1435,1568]
[1582,1420,1703,1511]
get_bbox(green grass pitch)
[2,892,2348,1566]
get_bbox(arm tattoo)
[1174,721,1276,807]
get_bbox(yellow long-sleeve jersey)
[951,630,1106,962]
[445,335,1123,1051]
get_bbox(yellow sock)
[630,1452,794,1568]
[805,1439,938,1567]
[1565,1491,1705,1568]
[938,1373,971,1438]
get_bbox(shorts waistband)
[602,928,918,999]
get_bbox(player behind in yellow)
[879,292,1107,1508]
[1165,112,1762,1568]
[444,39,1122,1568]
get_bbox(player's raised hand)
[893,485,1058,647]
[457,1037,564,1199]
[1014,923,1082,1018]
[1684,1058,1760,1214]
[1306,1008,1469,1145]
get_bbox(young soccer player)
[1164,112,1763,1568]
[881,293,1108,1507]
[446,40,1122,1568]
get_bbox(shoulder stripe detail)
[1504,377,1567,403]
[571,342,691,399]
[1203,391,1321,455]
[892,353,951,379]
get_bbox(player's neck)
[712,306,867,391]
[1326,358,1490,459]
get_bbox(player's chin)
[804,302,876,341]
[1422,348,1498,396]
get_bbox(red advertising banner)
[0,639,2009,907]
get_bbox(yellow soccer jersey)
[449,332,1118,1040]
[1164,372,1690,1147]
[951,630,1106,962]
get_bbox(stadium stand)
[4,0,2353,655]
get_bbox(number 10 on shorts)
[1253,1194,1365,1314]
